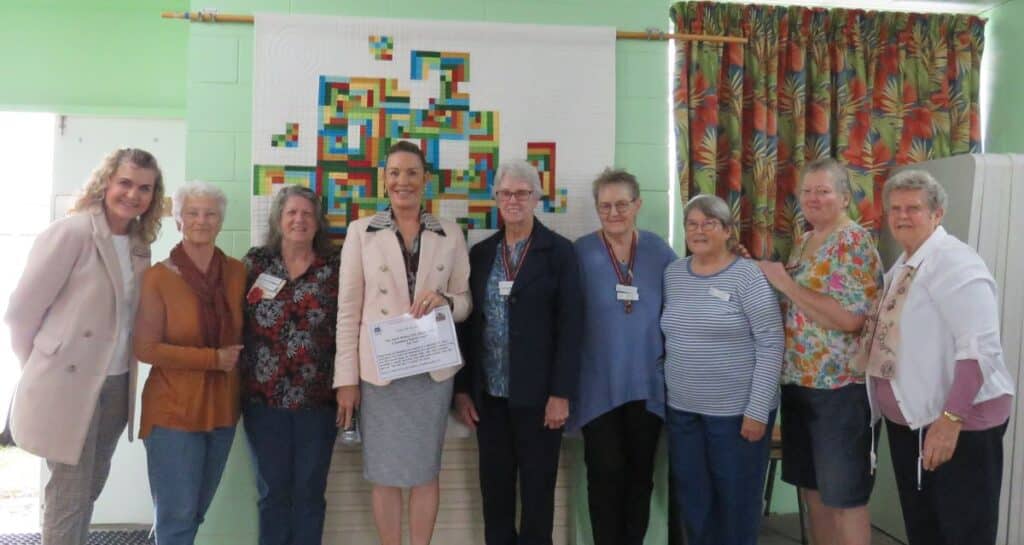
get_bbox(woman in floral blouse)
[757,158,883,545]
[240,185,340,545]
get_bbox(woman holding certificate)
[334,141,471,545]
[454,160,583,545]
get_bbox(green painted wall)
[0,1,188,116]
[984,0,1024,153]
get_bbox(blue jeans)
[666,408,776,545]
[242,403,338,545]
[144,425,236,545]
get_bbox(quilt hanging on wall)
[252,13,615,245]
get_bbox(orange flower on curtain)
[671,2,984,260]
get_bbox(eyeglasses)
[597,199,636,215]
[496,189,534,202]
[684,219,722,232]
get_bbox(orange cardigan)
[134,257,246,438]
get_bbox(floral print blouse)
[780,221,883,390]
[241,246,340,408]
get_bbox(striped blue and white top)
[661,256,784,423]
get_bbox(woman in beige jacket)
[6,148,164,545]
[334,141,471,545]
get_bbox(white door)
[46,115,185,526]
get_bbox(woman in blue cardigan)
[569,168,676,545]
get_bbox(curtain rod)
[160,11,748,44]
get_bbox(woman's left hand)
[544,396,569,429]
[410,290,446,319]
[740,416,767,442]
[922,415,962,471]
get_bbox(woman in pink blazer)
[334,141,471,545]
[6,148,164,545]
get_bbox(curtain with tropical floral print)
[671,2,984,260]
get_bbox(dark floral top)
[241,246,340,409]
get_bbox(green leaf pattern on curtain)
[671,2,984,260]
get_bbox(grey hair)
[264,185,334,256]
[591,168,640,202]
[883,169,948,212]
[683,194,735,229]
[801,157,853,200]
[494,160,543,197]
[172,180,227,224]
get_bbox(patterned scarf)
[855,265,917,378]
[170,243,232,348]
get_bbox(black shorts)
[780,383,877,508]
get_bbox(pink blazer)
[6,207,150,464]
[334,214,471,387]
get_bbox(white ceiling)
[711,0,1007,15]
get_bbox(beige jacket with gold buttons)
[334,213,471,388]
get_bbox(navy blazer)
[455,218,582,408]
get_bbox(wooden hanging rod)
[160,11,748,44]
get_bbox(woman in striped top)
[661,194,784,545]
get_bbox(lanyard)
[502,235,534,282]
[600,230,637,286]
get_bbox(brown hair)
[385,141,429,171]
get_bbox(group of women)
[4,144,1013,545]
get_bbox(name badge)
[499,280,514,296]
[616,284,639,301]
[708,287,730,302]
[249,273,287,300]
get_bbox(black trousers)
[581,400,663,545]
[476,393,564,545]
[886,418,1008,545]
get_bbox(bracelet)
[942,410,964,424]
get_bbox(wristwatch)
[942,410,964,424]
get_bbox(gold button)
[379,287,388,294]
[381,308,389,315]
[83,330,93,338]
[66,365,77,373]
[436,264,444,271]
[380,265,389,272]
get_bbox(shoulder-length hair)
[264,185,334,256]
[69,148,165,244]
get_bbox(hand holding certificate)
[368,305,462,382]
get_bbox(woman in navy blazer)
[454,159,582,545]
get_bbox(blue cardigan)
[567,230,677,431]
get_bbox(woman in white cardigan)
[6,148,164,545]
[858,170,1014,545]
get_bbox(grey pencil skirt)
[359,373,454,487]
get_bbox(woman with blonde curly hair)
[6,147,164,545]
